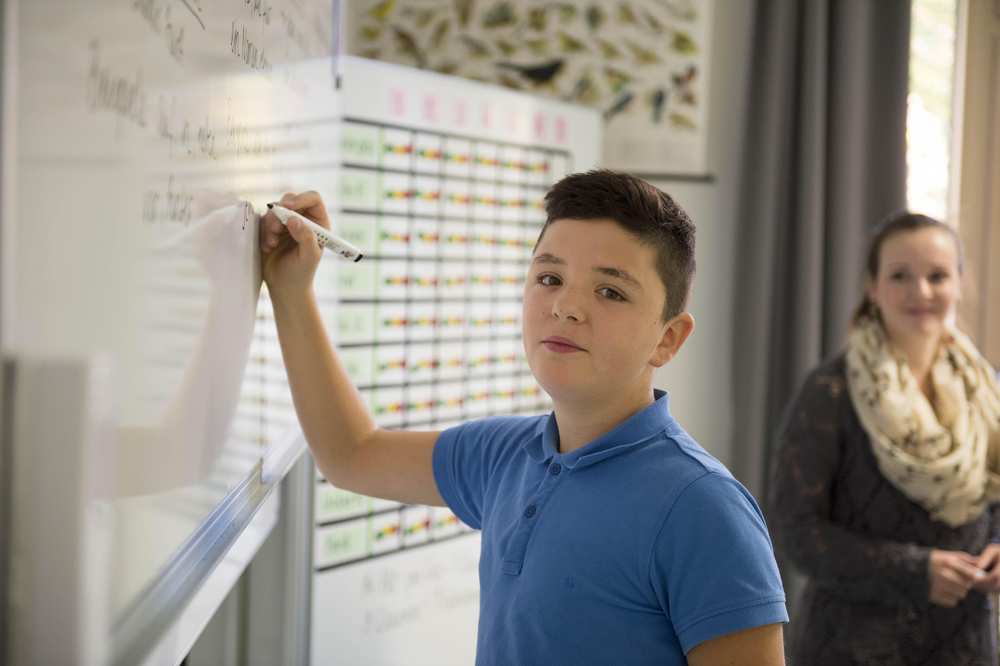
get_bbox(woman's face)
[868,227,961,345]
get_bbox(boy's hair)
[536,169,696,321]
[851,211,964,326]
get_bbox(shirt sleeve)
[767,366,932,606]
[650,472,788,655]
[433,416,526,530]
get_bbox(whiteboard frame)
[111,438,306,666]
[3,355,116,666]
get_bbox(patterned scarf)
[845,315,1000,526]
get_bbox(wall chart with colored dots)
[306,56,600,666]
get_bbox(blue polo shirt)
[433,390,787,665]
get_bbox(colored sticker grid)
[313,505,478,569]
[344,344,524,387]
[389,137,550,175]
[340,118,562,189]
[316,117,568,573]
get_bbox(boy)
[261,170,787,665]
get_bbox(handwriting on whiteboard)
[86,40,148,129]
[131,0,187,62]
[230,20,272,73]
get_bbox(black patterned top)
[768,354,999,666]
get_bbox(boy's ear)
[650,312,695,368]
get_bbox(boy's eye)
[537,273,561,286]
[597,287,626,302]
[929,271,949,284]
[889,271,908,281]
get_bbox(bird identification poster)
[345,0,713,176]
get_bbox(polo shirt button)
[550,463,562,476]
[523,504,537,519]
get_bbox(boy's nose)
[552,293,584,322]
[555,309,581,322]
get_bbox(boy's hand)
[260,191,331,300]
[928,549,985,607]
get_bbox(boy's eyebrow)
[533,253,643,289]
[595,266,642,289]
[533,253,566,266]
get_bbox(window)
[906,0,959,220]
[949,0,1000,363]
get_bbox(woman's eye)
[537,274,561,286]
[889,272,907,281]
[598,287,626,302]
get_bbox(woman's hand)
[928,549,986,607]
[260,191,330,301]
[973,544,1000,593]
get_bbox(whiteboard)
[308,56,601,666]
[4,0,338,630]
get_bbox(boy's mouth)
[541,336,585,353]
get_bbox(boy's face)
[522,218,688,407]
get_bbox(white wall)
[651,1,756,466]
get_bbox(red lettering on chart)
[555,116,567,144]
[422,95,438,123]
[389,88,406,118]
[453,100,467,127]
[481,104,492,129]
[533,112,546,140]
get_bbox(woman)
[768,213,1000,665]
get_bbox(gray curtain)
[731,0,911,498]
[730,0,911,613]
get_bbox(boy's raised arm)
[262,191,444,506]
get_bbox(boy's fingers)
[259,212,287,253]
[265,213,285,235]
[281,190,330,228]
[283,190,320,207]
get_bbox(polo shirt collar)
[523,390,675,469]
